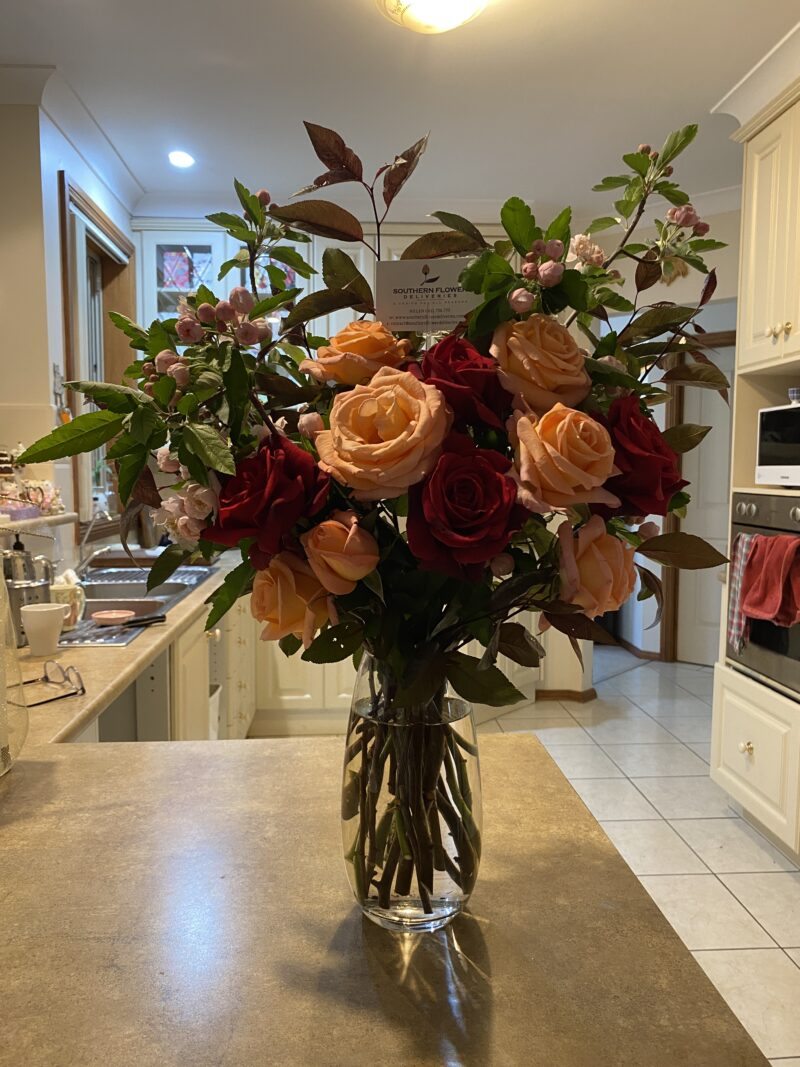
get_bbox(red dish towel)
[741,533,800,627]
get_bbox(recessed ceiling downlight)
[377,0,487,33]
[168,150,195,169]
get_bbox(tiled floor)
[478,651,800,1064]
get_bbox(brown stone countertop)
[0,734,768,1067]
[17,565,228,748]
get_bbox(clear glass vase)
[341,652,482,933]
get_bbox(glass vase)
[341,652,482,933]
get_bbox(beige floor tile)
[769,1059,800,1066]
[687,741,711,763]
[659,716,713,743]
[721,873,800,947]
[693,949,800,1059]
[632,776,737,819]
[600,820,708,875]
[569,778,660,821]
[501,701,572,722]
[565,696,644,721]
[789,948,800,964]
[591,646,642,682]
[640,874,776,950]
[628,692,714,719]
[601,743,709,777]
[581,714,676,745]
[671,819,798,874]
[476,719,502,734]
[544,743,623,780]
[499,719,593,745]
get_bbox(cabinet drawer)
[712,663,800,848]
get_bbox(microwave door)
[758,406,800,485]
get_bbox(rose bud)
[490,553,515,578]
[154,349,179,373]
[508,287,535,314]
[229,286,255,314]
[537,261,565,288]
[544,239,564,260]
[521,261,539,281]
[530,238,547,256]
[637,144,651,154]
[256,188,271,206]
[167,363,190,389]
[235,321,259,345]
[148,374,159,383]
[142,361,155,375]
[175,317,205,344]
[298,411,325,439]
[196,302,217,324]
[143,383,154,397]
[300,511,380,596]
[524,251,540,264]
[649,150,659,160]
[693,221,710,236]
[253,318,273,343]
[215,299,236,323]
[637,521,659,541]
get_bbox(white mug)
[21,603,70,657]
[50,583,86,631]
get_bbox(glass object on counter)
[0,579,29,777]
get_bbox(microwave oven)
[756,402,800,487]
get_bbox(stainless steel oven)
[728,492,800,695]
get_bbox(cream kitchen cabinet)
[170,614,213,740]
[737,100,800,370]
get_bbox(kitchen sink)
[82,581,187,601]
[84,597,168,616]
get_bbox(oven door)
[728,522,800,696]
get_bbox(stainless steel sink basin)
[82,581,187,601]
[85,597,168,617]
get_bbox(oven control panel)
[732,493,800,532]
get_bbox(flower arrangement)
[20,121,728,928]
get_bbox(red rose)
[407,434,525,577]
[594,395,687,518]
[412,336,513,429]
[204,435,329,568]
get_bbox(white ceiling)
[4,0,799,220]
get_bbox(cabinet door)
[170,615,212,740]
[256,635,326,712]
[324,656,358,711]
[782,101,800,362]
[738,113,793,369]
[139,230,227,326]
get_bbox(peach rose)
[251,552,333,648]
[315,366,452,500]
[490,314,590,414]
[557,516,636,618]
[300,510,379,595]
[299,321,412,386]
[509,403,619,511]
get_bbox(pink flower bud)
[235,321,259,345]
[638,144,651,155]
[693,221,710,237]
[524,251,540,264]
[544,239,564,260]
[252,318,273,343]
[215,300,236,323]
[175,317,205,344]
[256,189,271,206]
[530,239,547,256]
[229,286,255,314]
[508,287,535,314]
[666,204,699,229]
[167,363,190,389]
[143,383,154,397]
[298,411,324,440]
[156,445,181,474]
[196,302,217,324]
[142,361,155,375]
[521,261,539,281]
[537,261,565,288]
[637,521,659,541]
[490,553,515,578]
[154,349,179,373]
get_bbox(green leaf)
[360,568,384,602]
[592,175,629,192]
[637,531,726,570]
[669,489,691,518]
[129,403,162,445]
[661,423,712,453]
[688,239,727,253]
[108,311,149,351]
[496,622,544,668]
[614,177,644,219]
[558,269,590,311]
[585,216,618,234]
[656,182,690,207]
[146,320,177,361]
[467,293,514,339]
[269,200,363,243]
[16,410,126,464]
[183,423,235,476]
[207,211,252,231]
[584,357,643,391]
[623,151,651,176]
[147,544,191,592]
[430,211,488,249]
[544,206,572,244]
[116,447,149,506]
[302,619,364,663]
[382,133,429,208]
[249,288,302,319]
[218,255,248,282]
[660,363,729,390]
[659,124,698,166]
[205,560,255,629]
[269,245,317,280]
[444,651,524,707]
[233,178,264,227]
[67,380,152,413]
[152,374,177,407]
[620,305,696,340]
[321,248,374,311]
[194,284,217,309]
[499,196,538,256]
[593,288,635,313]
[279,633,303,657]
[400,231,484,260]
[223,348,250,443]
[283,287,360,329]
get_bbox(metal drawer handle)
[738,740,754,756]
[785,321,794,334]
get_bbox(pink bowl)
[91,609,136,626]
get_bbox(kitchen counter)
[0,734,768,1067]
[17,564,228,747]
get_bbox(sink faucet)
[76,509,113,578]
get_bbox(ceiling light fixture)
[168,150,195,169]
[376,0,487,34]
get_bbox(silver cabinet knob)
[785,322,794,334]
[746,502,758,518]
[735,501,746,517]
[791,507,800,523]
[738,740,754,756]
